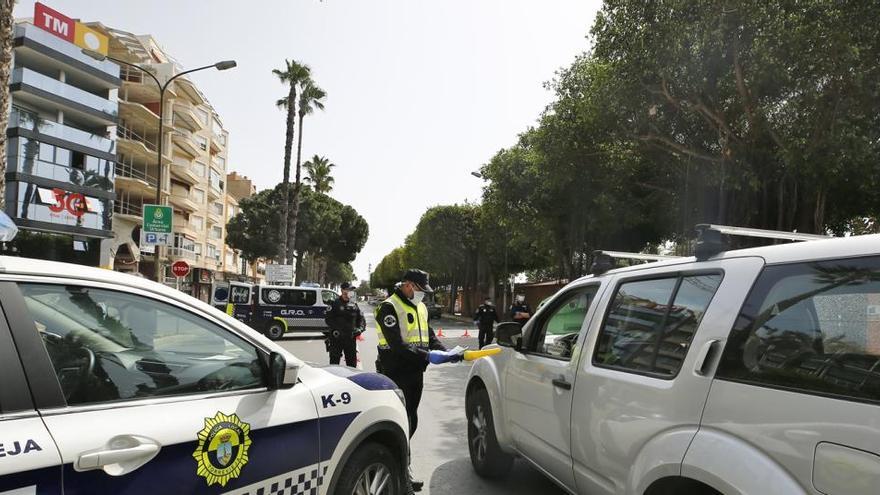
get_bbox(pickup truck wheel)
[467,387,513,478]
[335,442,403,495]
[265,321,286,340]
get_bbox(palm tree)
[304,155,335,194]
[272,59,311,263]
[0,0,16,207]
[287,81,326,262]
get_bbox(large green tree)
[273,59,311,263]
[227,184,368,285]
[592,0,880,233]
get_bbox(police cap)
[341,281,352,290]
[401,269,432,292]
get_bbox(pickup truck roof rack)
[695,224,832,260]
[590,250,681,275]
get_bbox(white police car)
[0,254,409,495]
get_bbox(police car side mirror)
[496,322,523,349]
[269,352,299,390]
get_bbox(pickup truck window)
[717,256,880,404]
[530,286,598,360]
[594,274,721,377]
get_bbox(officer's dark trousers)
[385,371,424,438]
[478,324,494,349]
[328,337,357,367]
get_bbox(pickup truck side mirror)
[268,352,299,390]
[496,322,523,349]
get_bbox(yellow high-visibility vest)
[376,292,430,349]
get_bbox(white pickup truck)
[465,227,880,495]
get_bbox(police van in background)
[0,213,411,495]
[212,282,338,340]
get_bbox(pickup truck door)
[503,284,601,491]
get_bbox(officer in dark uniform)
[473,296,500,348]
[375,269,461,492]
[324,282,365,367]
[509,294,532,328]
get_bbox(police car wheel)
[336,442,403,495]
[466,387,513,478]
[265,321,285,340]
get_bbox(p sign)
[171,260,191,278]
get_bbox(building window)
[195,135,208,151]
[193,243,202,256]
[212,117,222,136]
[207,244,219,261]
[209,169,223,192]
[193,162,206,177]
[211,202,224,216]
[190,215,204,231]
[196,108,210,126]
[192,188,205,204]
[210,226,222,240]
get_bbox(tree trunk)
[280,86,297,264]
[294,252,304,285]
[0,1,15,207]
[287,113,306,266]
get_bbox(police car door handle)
[75,435,161,476]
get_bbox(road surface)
[277,304,565,495]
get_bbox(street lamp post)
[83,49,236,283]
[470,169,511,311]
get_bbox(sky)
[14,0,603,281]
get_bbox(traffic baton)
[463,348,502,361]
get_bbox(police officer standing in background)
[376,269,461,492]
[324,282,365,367]
[510,293,532,328]
[473,296,500,348]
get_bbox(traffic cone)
[437,327,444,337]
[463,328,471,338]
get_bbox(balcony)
[170,157,200,186]
[171,129,201,158]
[113,198,143,222]
[12,68,117,125]
[9,107,115,154]
[172,100,204,132]
[115,161,156,194]
[174,77,205,106]
[167,247,198,262]
[119,99,160,125]
[209,136,222,154]
[119,65,177,102]
[117,122,157,152]
[169,192,199,213]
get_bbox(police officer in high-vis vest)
[376,269,460,492]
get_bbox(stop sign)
[171,260,190,278]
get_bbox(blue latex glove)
[428,350,463,364]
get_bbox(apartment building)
[89,24,232,301]
[221,171,264,283]
[5,19,120,266]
